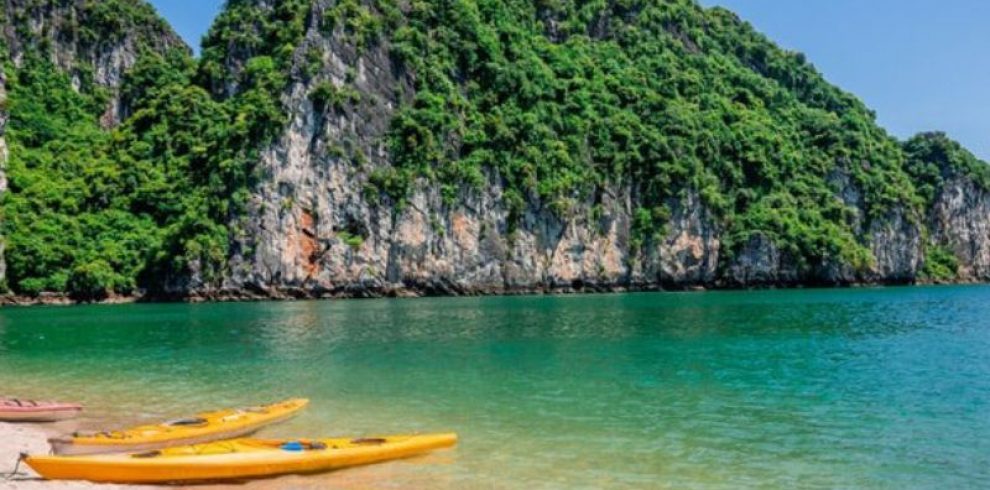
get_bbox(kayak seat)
[281,441,305,452]
[167,418,208,427]
[97,431,128,440]
[351,438,387,445]
[131,451,162,459]
[280,441,328,452]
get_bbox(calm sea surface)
[1,287,989,489]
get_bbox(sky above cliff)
[149,0,990,161]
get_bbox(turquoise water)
[1,287,989,488]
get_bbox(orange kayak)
[0,399,83,422]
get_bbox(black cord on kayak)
[1,453,27,480]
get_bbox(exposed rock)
[0,65,7,288]
[720,207,925,289]
[217,9,731,298]
[4,0,990,303]
[928,174,990,281]
[0,0,186,292]
[0,0,188,125]
[866,207,923,283]
[828,168,924,284]
[653,191,720,287]
[203,0,980,299]
[725,233,800,287]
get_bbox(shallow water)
[1,287,989,489]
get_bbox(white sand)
[0,423,158,490]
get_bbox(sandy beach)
[0,423,159,490]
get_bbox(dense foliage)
[1,0,988,297]
[903,132,990,206]
[1,0,324,297]
[920,245,960,282]
[3,53,143,297]
[1,48,229,298]
[0,0,234,298]
[374,0,922,270]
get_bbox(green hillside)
[1,0,986,298]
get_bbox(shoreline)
[0,423,158,490]
[0,277,968,307]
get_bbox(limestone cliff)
[0,65,7,288]
[3,0,990,302]
[928,165,990,282]
[199,0,982,299]
[0,0,187,124]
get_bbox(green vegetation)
[375,0,921,271]
[309,82,361,111]
[336,230,365,251]
[321,0,392,49]
[1,0,317,296]
[921,246,960,282]
[4,53,147,297]
[1,48,230,297]
[0,1,270,295]
[904,132,990,206]
[76,0,170,45]
[1,0,988,296]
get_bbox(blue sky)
[150,0,222,51]
[149,0,989,160]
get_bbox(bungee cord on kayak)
[1,453,28,481]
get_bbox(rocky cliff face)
[203,0,969,299]
[211,1,719,297]
[0,0,187,124]
[224,146,936,298]
[0,66,8,287]
[2,0,988,302]
[928,171,990,281]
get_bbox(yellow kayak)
[49,398,308,456]
[27,432,458,483]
